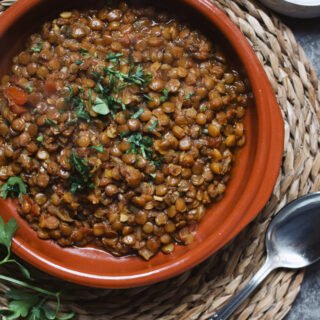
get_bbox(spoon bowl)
[266,192,320,269]
[211,192,320,320]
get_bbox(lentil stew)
[0,1,248,260]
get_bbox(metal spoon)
[209,192,320,320]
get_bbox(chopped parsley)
[147,120,159,132]
[25,84,33,93]
[79,48,91,58]
[143,94,153,101]
[185,92,195,100]
[69,152,93,193]
[90,71,103,81]
[160,88,169,103]
[104,65,152,86]
[75,60,83,65]
[93,96,110,115]
[94,51,98,59]
[127,133,153,160]
[107,52,124,64]
[30,42,43,53]
[131,108,144,119]
[0,176,27,199]
[94,81,126,112]
[36,135,44,143]
[90,145,104,153]
[75,102,91,122]
[45,119,59,128]
[200,105,208,112]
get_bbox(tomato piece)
[10,103,28,114]
[4,86,28,105]
[44,79,57,96]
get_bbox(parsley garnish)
[75,60,83,65]
[131,108,144,119]
[75,102,91,122]
[79,48,90,58]
[69,152,93,193]
[0,217,74,320]
[90,145,104,153]
[25,84,33,93]
[45,119,59,128]
[143,94,153,101]
[127,133,153,160]
[104,65,152,86]
[0,176,27,199]
[200,105,207,112]
[185,92,195,100]
[90,71,103,81]
[36,135,44,143]
[31,42,43,53]
[94,81,126,112]
[160,88,169,103]
[66,93,91,123]
[107,52,123,64]
[147,120,159,132]
[93,97,110,115]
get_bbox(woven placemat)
[1,0,320,319]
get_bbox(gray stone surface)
[281,16,320,320]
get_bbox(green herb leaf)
[94,82,125,112]
[75,60,83,65]
[31,42,43,53]
[185,92,195,100]
[131,108,144,119]
[36,135,44,143]
[0,223,74,320]
[160,89,169,103]
[0,177,27,199]
[25,85,33,93]
[79,48,90,58]
[69,152,93,193]
[147,120,159,132]
[45,119,59,128]
[93,97,110,115]
[107,52,123,64]
[119,131,129,138]
[94,52,98,59]
[199,105,207,112]
[90,71,103,81]
[0,216,18,252]
[90,145,104,153]
[127,133,154,160]
[104,64,152,87]
[75,103,90,122]
[143,94,153,102]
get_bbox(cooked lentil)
[0,1,248,260]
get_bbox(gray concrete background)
[281,16,320,320]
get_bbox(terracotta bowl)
[0,0,284,288]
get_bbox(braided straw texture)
[1,0,320,319]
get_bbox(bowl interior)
[0,0,282,288]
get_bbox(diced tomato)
[4,86,28,106]
[10,103,28,114]
[44,79,57,96]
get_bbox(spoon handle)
[208,258,275,320]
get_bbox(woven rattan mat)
[1,0,320,319]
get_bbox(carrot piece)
[4,86,28,105]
